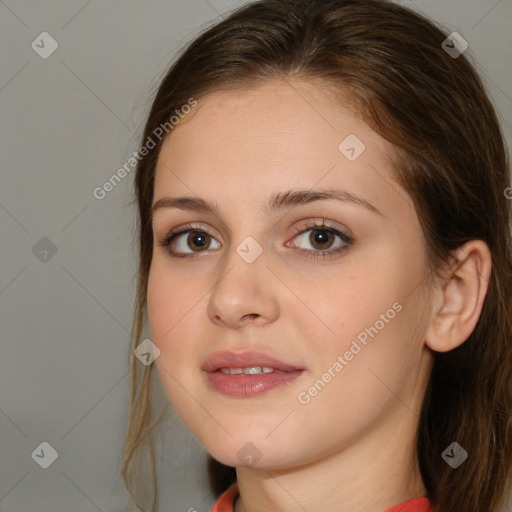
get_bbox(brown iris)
[309,229,334,250]
[187,231,209,252]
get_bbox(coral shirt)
[211,483,433,512]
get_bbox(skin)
[147,78,491,512]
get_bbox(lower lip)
[205,370,304,397]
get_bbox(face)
[147,78,434,470]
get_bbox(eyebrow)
[151,188,383,219]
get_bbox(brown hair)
[121,1,512,511]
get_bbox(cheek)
[146,258,208,380]
[289,253,423,398]
[146,262,203,422]
[287,264,399,360]
[146,264,171,345]
[146,259,198,347]
[292,303,417,451]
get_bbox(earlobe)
[425,240,492,353]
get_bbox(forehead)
[158,79,375,164]
[153,79,412,217]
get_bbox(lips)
[202,350,304,373]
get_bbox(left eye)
[287,224,352,254]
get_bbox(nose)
[206,242,280,329]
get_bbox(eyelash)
[157,220,353,260]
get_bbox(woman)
[122,1,512,511]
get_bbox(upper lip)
[202,350,304,372]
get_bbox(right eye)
[158,223,221,258]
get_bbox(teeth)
[219,366,276,375]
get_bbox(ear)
[425,240,492,353]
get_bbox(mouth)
[202,350,306,398]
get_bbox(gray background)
[0,0,511,511]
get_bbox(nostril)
[240,314,259,325]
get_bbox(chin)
[204,438,301,471]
